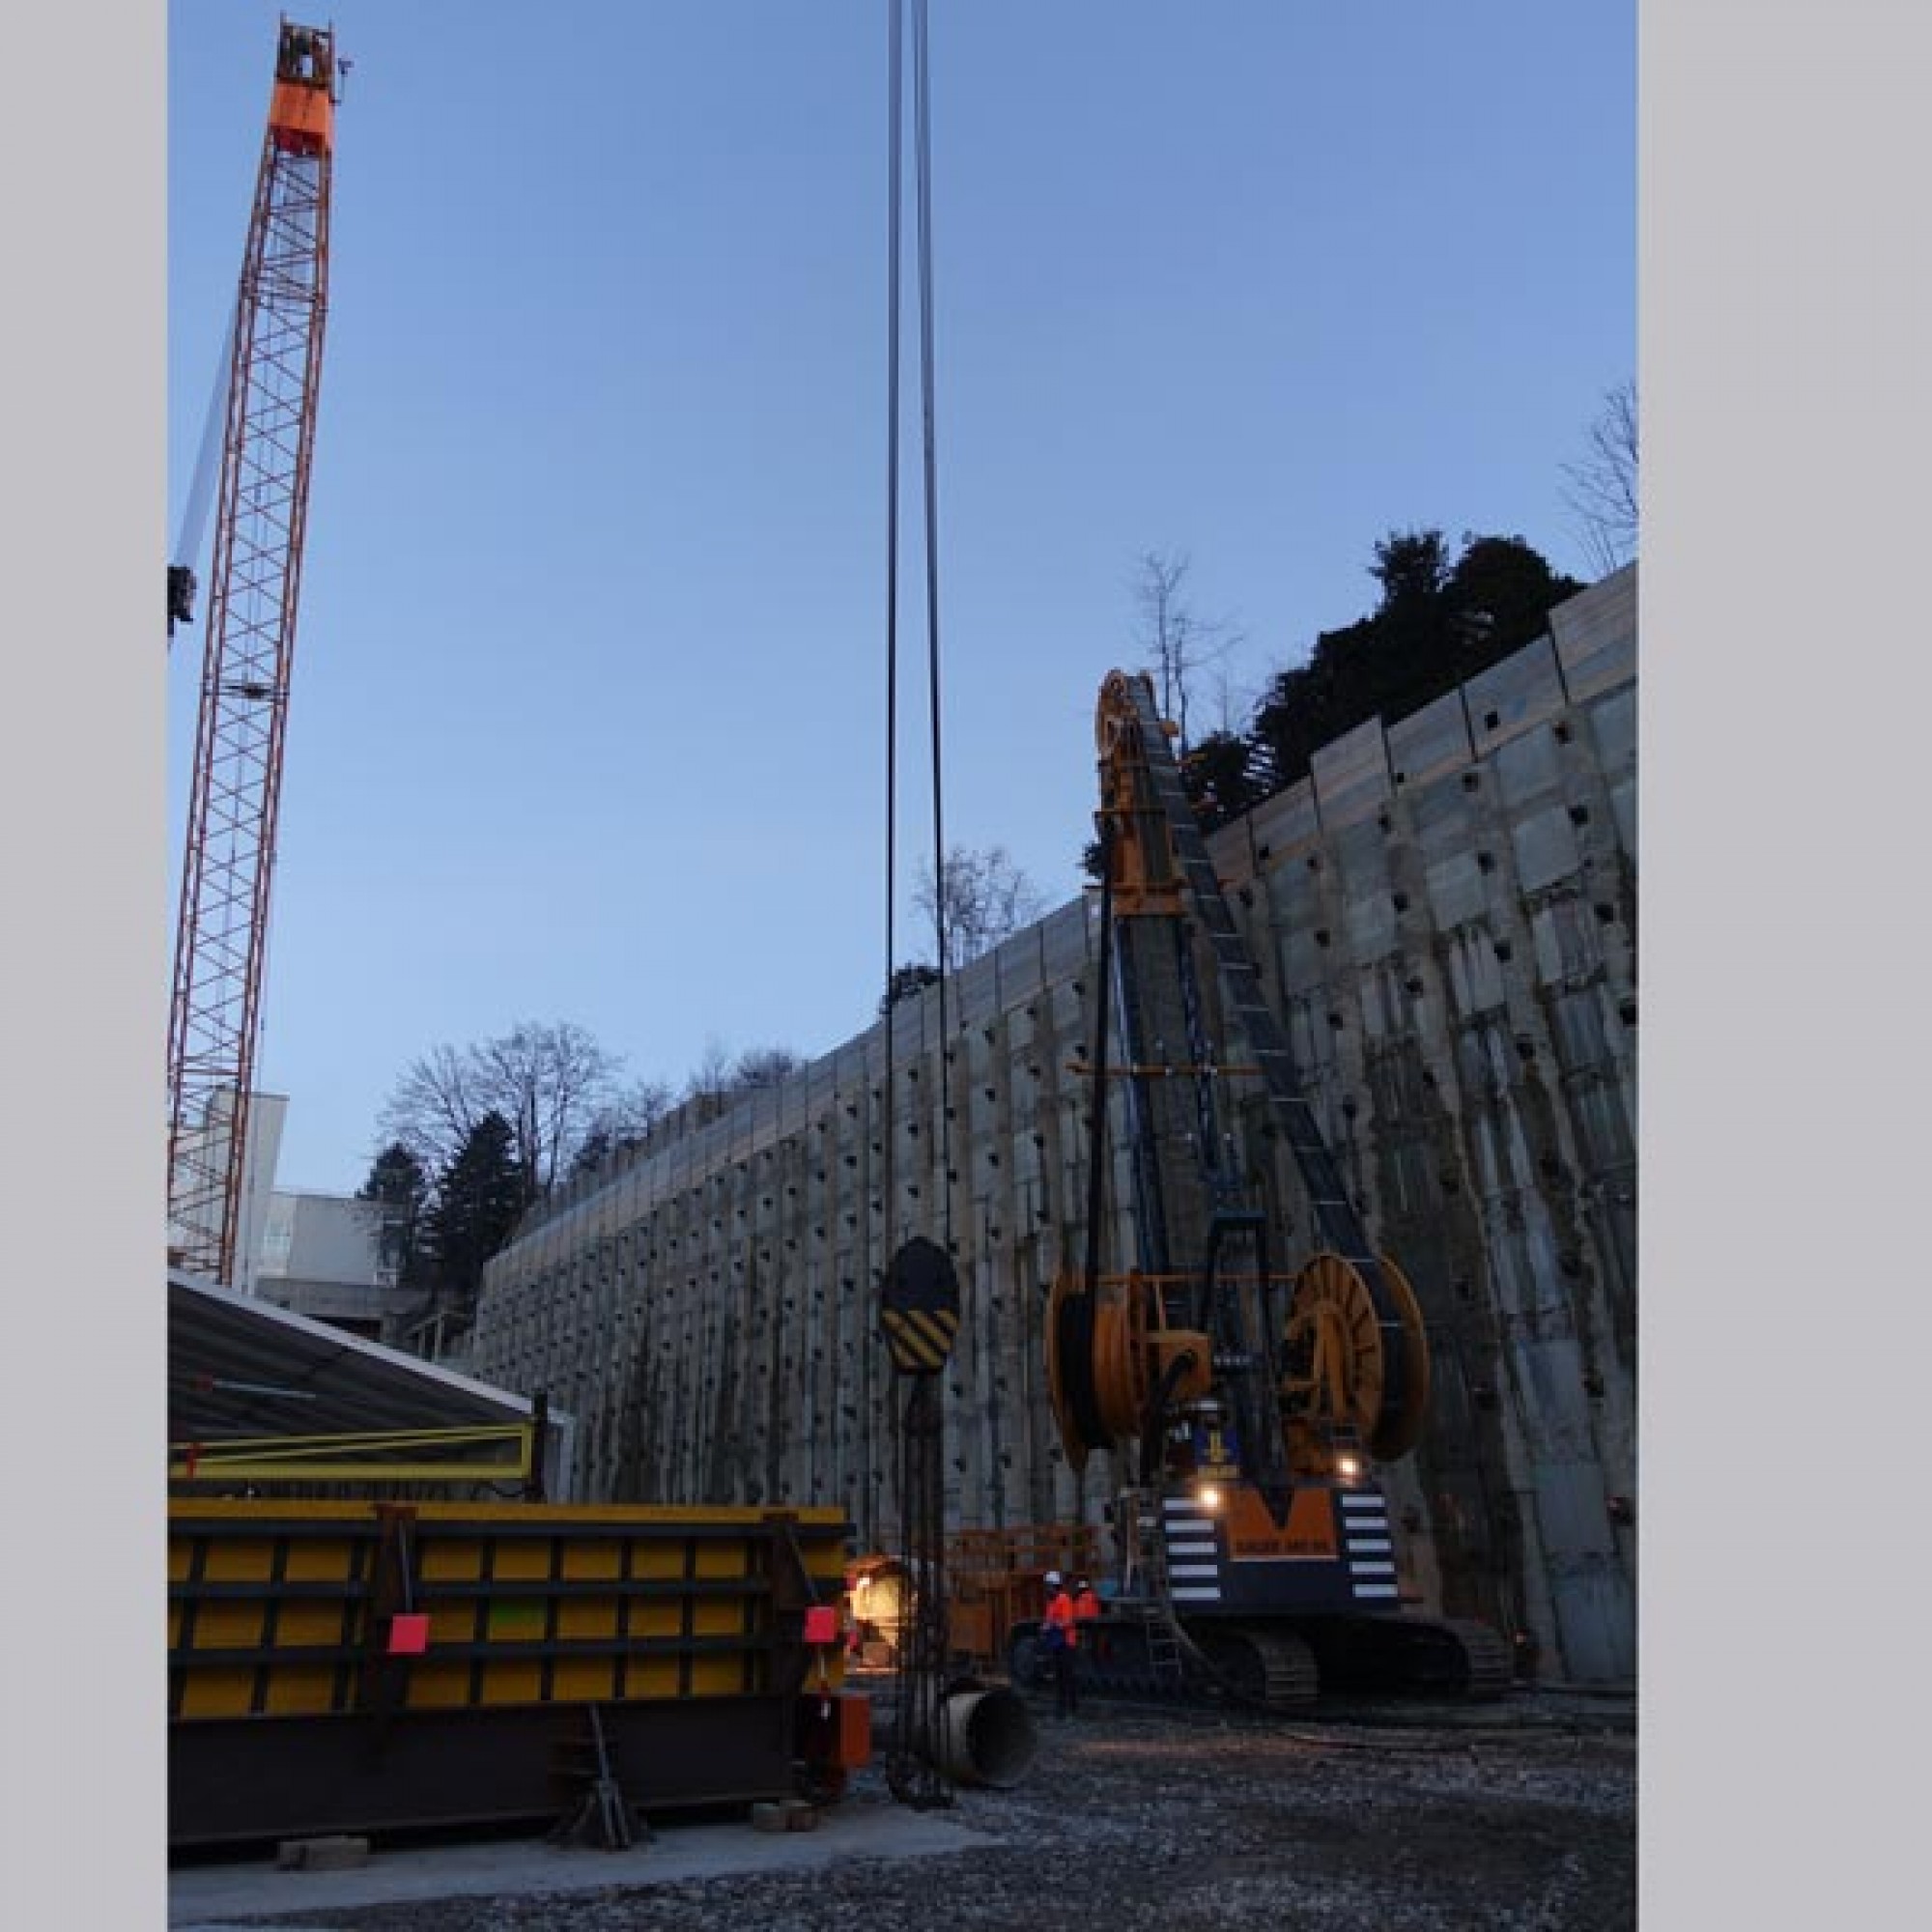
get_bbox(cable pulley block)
[880,1236,961,1376]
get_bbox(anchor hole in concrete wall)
[1594,902,1616,924]
[1463,771,1481,791]
[1316,928,1331,947]
[1568,804,1591,826]
[1493,939,1513,961]
[1477,851,1495,873]
[1554,720,1574,744]
[1483,709,1501,730]
[1392,891,1410,912]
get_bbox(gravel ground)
[257,1690,1634,1932]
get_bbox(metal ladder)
[1125,1490,1188,1691]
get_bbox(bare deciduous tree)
[377,1043,486,1188]
[476,1021,618,1196]
[1132,548,1243,751]
[675,1038,807,1118]
[680,1037,738,1105]
[378,1020,622,1202]
[729,1045,809,1091]
[601,1076,675,1144]
[568,1074,678,1182]
[1561,380,1638,576]
[581,1077,675,1154]
[914,843,1043,975]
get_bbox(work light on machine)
[1195,1483,1224,1511]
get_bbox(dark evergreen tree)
[566,1127,613,1183]
[880,962,942,1013]
[1445,534,1584,669]
[421,1111,527,1320]
[356,1142,430,1292]
[1181,728,1271,832]
[1251,528,1581,793]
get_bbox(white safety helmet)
[1043,1570,1063,1587]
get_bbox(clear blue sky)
[167,0,1634,1197]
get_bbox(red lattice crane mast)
[167,19,338,1285]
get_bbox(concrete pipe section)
[932,1683,1037,1789]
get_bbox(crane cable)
[169,305,237,641]
[912,0,954,1242]
[883,0,903,1232]
[883,0,953,1255]
[884,0,952,1214]
[883,0,953,1813]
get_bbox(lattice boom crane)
[167,18,338,1285]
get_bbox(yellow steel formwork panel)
[170,1499,850,1724]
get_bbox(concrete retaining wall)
[469,563,1637,1685]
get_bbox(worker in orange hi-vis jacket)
[1072,1576,1101,1622]
[1042,1570,1081,1717]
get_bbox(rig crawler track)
[1012,1609,1509,1716]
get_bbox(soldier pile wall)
[469,563,1636,1684]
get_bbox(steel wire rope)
[882,0,932,1810]
[173,307,237,597]
[912,0,953,1252]
[883,0,904,1258]
[877,0,958,1811]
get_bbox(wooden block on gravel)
[274,1835,370,1871]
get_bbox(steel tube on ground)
[882,1684,1036,1789]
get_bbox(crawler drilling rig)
[1024,670,1508,1709]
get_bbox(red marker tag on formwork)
[387,1613,431,1655]
[804,1605,838,1646]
